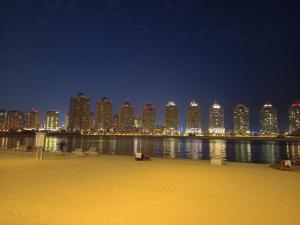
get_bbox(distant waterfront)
[1,134,300,164]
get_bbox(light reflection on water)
[1,136,300,163]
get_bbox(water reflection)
[45,137,58,151]
[163,138,179,158]
[260,141,280,164]
[286,142,300,160]
[209,139,226,160]
[186,139,203,159]
[233,141,251,162]
[1,136,299,163]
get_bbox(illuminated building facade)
[233,103,250,135]
[118,101,134,132]
[95,97,113,132]
[0,110,6,130]
[6,111,25,130]
[164,101,178,133]
[142,103,156,133]
[289,100,300,133]
[260,102,278,135]
[64,113,69,130]
[209,101,225,134]
[26,109,41,130]
[134,116,143,131]
[186,100,201,135]
[45,111,59,131]
[89,113,95,130]
[112,114,119,132]
[69,93,91,132]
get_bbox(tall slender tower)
[6,111,25,130]
[260,101,278,135]
[209,101,225,134]
[26,109,41,130]
[142,103,156,133]
[118,101,134,132]
[96,97,113,132]
[288,100,300,134]
[164,101,178,133]
[186,100,201,135]
[45,110,59,131]
[0,110,6,131]
[233,103,250,135]
[69,93,91,132]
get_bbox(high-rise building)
[289,100,300,133]
[164,101,178,133]
[95,97,113,132]
[142,103,156,133]
[260,101,279,135]
[112,114,119,132]
[186,100,201,135]
[134,116,143,131]
[26,109,41,130]
[45,111,59,131]
[64,113,69,130]
[6,111,25,130]
[209,101,225,134]
[0,110,6,130]
[233,103,250,135]
[69,93,91,132]
[118,101,134,132]
[89,112,94,130]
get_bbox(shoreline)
[1,132,300,142]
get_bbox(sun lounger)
[270,160,295,171]
[135,152,150,161]
[85,147,98,156]
[72,148,84,156]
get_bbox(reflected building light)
[261,141,279,164]
[187,139,203,159]
[163,138,177,158]
[209,139,226,159]
[109,138,116,155]
[133,137,142,154]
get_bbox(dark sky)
[1,0,300,132]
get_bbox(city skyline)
[1,93,300,134]
[1,1,300,131]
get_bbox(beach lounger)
[135,152,150,161]
[85,147,98,156]
[270,160,295,171]
[72,148,84,156]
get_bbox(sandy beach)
[0,153,299,225]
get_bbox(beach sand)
[0,154,299,225]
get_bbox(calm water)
[1,135,300,164]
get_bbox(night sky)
[1,0,300,132]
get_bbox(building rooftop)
[292,100,300,107]
[167,101,176,106]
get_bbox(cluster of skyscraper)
[0,109,59,131]
[63,93,300,136]
[1,93,299,136]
